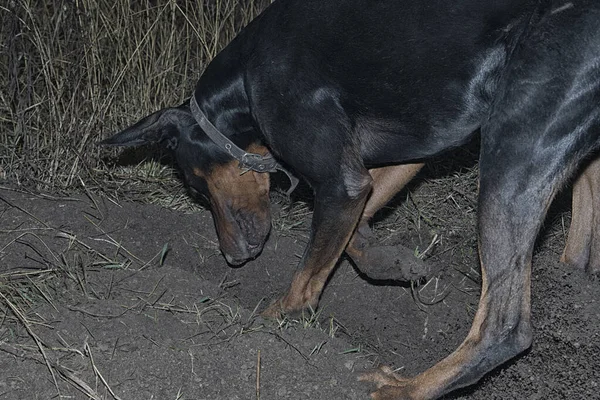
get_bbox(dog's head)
[100,100,271,265]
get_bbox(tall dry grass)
[0,0,270,192]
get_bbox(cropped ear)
[100,102,193,149]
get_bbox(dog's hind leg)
[361,143,566,398]
[346,163,429,281]
[562,156,600,274]
[362,12,600,396]
[362,124,596,399]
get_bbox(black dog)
[101,1,600,398]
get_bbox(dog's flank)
[101,1,600,399]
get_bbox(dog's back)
[203,0,592,166]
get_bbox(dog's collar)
[189,94,298,196]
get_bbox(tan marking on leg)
[347,163,423,260]
[263,173,372,317]
[562,157,600,273]
[363,163,424,220]
[266,199,368,316]
[361,214,537,399]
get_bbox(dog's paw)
[360,366,413,400]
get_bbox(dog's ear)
[99,103,193,150]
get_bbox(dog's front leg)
[263,170,372,317]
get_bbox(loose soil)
[0,175,599,399]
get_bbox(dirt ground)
[0,171,599,399]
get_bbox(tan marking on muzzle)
[203,144,272,261]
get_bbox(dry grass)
[1,0,270,194]
[0,192,133,397]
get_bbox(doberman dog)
[101,0,600,398]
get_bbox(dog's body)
[102,1,600,398]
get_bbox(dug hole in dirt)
[0,168,599,399]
